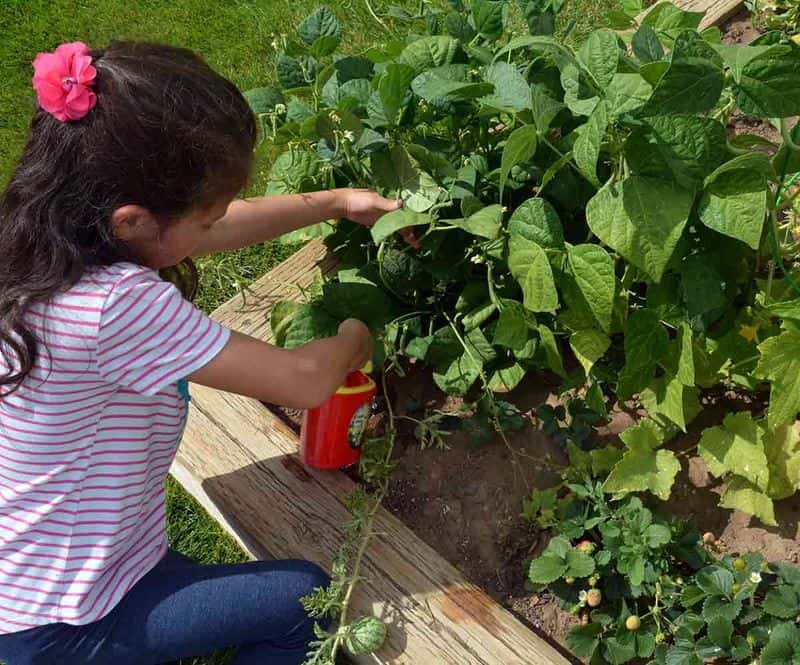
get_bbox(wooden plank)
[174,238,573,664]
[639,0,742,29]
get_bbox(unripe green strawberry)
[733,557,747,571]
[626,615,641,631]
[565,576,575,585]
[733,583,741,593]
[346,616,387,655]
[587,589,602,607]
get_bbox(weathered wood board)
[174,240,572,664]
[173,1,744,661]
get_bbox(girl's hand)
[337,319,373,371]
[338,188,402,226]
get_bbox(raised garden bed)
[172,0,800,662]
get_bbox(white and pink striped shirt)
[0,263,229,634]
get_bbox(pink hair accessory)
[32,42,97,122]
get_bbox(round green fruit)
[346,616,387,655]
[626,615,641,631]
[734,557,747,571]
[733,583,741,593]
[565,576,575,585]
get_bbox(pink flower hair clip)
[32,42,97,122]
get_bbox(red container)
[300,370,377,469]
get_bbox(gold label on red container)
[347,403,370,449]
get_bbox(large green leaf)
[529,553,568,584]
[489,362,526,392]
[617,309,668,398]
[371,209,429,244]
[642,1,704,36]
[565,624,602,659]
[433,353,482,396]
[376,64,416,125]
[764,423,800,500]
[284,304,339,349]
[298,6,341,45]
[470,0,507,38]
[645,115,728,185]
[271,301,304,348]
[481,62,532,111]
[500,125,539,201]
[411,67,494,103]
[641,376,698,432]
[762,622,800,665]
[603,446,681,500]
[698,164,767,250]
[507,198,564,249]
[276,54,317,89]
[567,244,615,332]
[697,412,770,491]
[720,477,776,527]
[243,87,285,114]
[573,100,609,187]
[267,148,325,195]
[578,29,620,89]
[586,176,694,282]
[633,23,664,63]
[493,302,534,351]
[605,73,652,117]
[452,204,504,239]
[399,36,460,75]
[372,145,419,197]
[755,331,800,429]
[733,44,800,118]
[322,282,394,329]
[508,237,559,313]
[641,31,724,115]
[570,329,611,374]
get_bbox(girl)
[0,40,400,665]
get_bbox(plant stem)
[364,0,390,31]
[329,371,398,662]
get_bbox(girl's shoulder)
[79,262,160,292]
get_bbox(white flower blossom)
[342,130,355,142]
[274,103,287,115]
[578,590,588,602]
[331,112,341,125]
[749,572,762,585]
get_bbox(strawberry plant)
[525,460,800,664]
[244,2,800,662]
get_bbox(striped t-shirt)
[0,262,230,634]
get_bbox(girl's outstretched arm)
[192,189,401,256]
[186,319,373,409]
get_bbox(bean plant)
[242,1,800,661]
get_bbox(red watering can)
[300,362,376,469]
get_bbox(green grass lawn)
[0,0,617,662]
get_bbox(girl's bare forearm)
[192,191,345,256]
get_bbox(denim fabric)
[0,550,330,665]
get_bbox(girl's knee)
[287,559,330,593]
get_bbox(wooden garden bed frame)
[172,2,743,661]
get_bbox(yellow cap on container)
[361,360,373,374]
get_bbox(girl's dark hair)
[0,41,257,395]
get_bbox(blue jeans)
[0,550,330,665]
